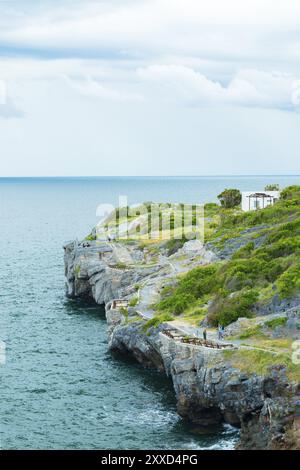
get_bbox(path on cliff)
[165,319,285,356]
[107,241,284,356]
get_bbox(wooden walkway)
[162,328,235,350]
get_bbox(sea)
[1,175,300,449]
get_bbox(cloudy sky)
[1,0,300,176]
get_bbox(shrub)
[165,237,187,256]
[277,264,300,298]
[218,189,242,209]
[232,242,255,259]
[74,265,81,276]
[120,307,128,321]
[280,185,300,201]
[238,325,263,339]
[265,184,280,191]
[115,262,127,269]
[222,349,300,381]
[85,233,96,241]
[142,313,173,332]
[208,289,258,327]
[129,297,138,307]
[155,265,218,314]
[265,317,287,328]
[204,203,220,217]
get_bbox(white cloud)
[63,75,144,102]
[138,65,300,110]
[0,79,22,118]
[1,0,300,68]
[1,1,300,176]
[0,80,6,104]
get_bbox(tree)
[217,189,242,209]
[265,184,280,191]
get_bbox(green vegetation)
[115,262,128,269]
[120,307,129,322]
[165,237,188,256]
[85,232,96,241]
[204,202,220,218]
[155,186,300,327]
[277,264,300,299]
[107,202,203,243]
[155,265,217,315]
[74,265,81,277]
[265,317,288,328]
[222,349,300,382]
[265,184,280,191]
[217,189,242,209]
[129,297,139,307]
[142,313,174,332]
[236,325,263,339]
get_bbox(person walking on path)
[221,325,225,340]
[218,324,225,341]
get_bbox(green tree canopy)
[217,189,242,209]
[265,184,280,191]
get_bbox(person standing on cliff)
[203,329,207,341]
[218,324,222,340]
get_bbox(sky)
[0,0,300,176]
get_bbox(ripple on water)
[1,178,243,449]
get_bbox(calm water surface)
[1,176,300,449]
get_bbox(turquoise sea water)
[1,176,300,450]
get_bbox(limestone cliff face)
[106,307,300,450]
[64,239,300,450]
[64,239,162,303]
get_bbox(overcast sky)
[0,0,300,176]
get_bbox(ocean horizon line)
[1,174,300,179]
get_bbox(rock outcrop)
[106,306,299,449]
[64,238,300,450]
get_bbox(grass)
[129,297,139,307]
[236,325,265,339]
[142,313,174,332]
[115,262,128,269]
[265,317,288,328]
[222,349,300,382]
[85,232,96,241]
[74,265,81,276]
[154,185,300,327]
[182,308,207,325]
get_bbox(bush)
[265,184,280,191]
[165,237,187,256]
[155,265,218,314]
[218,189,242,209]
[277,264,300,298]
[208,289,258,327]
[120,307,128,321]
[265,317,287,328]
[204,203,220,217]
[280,185,300,201]
[142,313,173,332]
[154,185,300,326]
[232,242,255,259]
[129,297,138,307]
[85,233,96,241]
[238,325,262,339]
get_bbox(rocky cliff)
[64,237,300,450]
